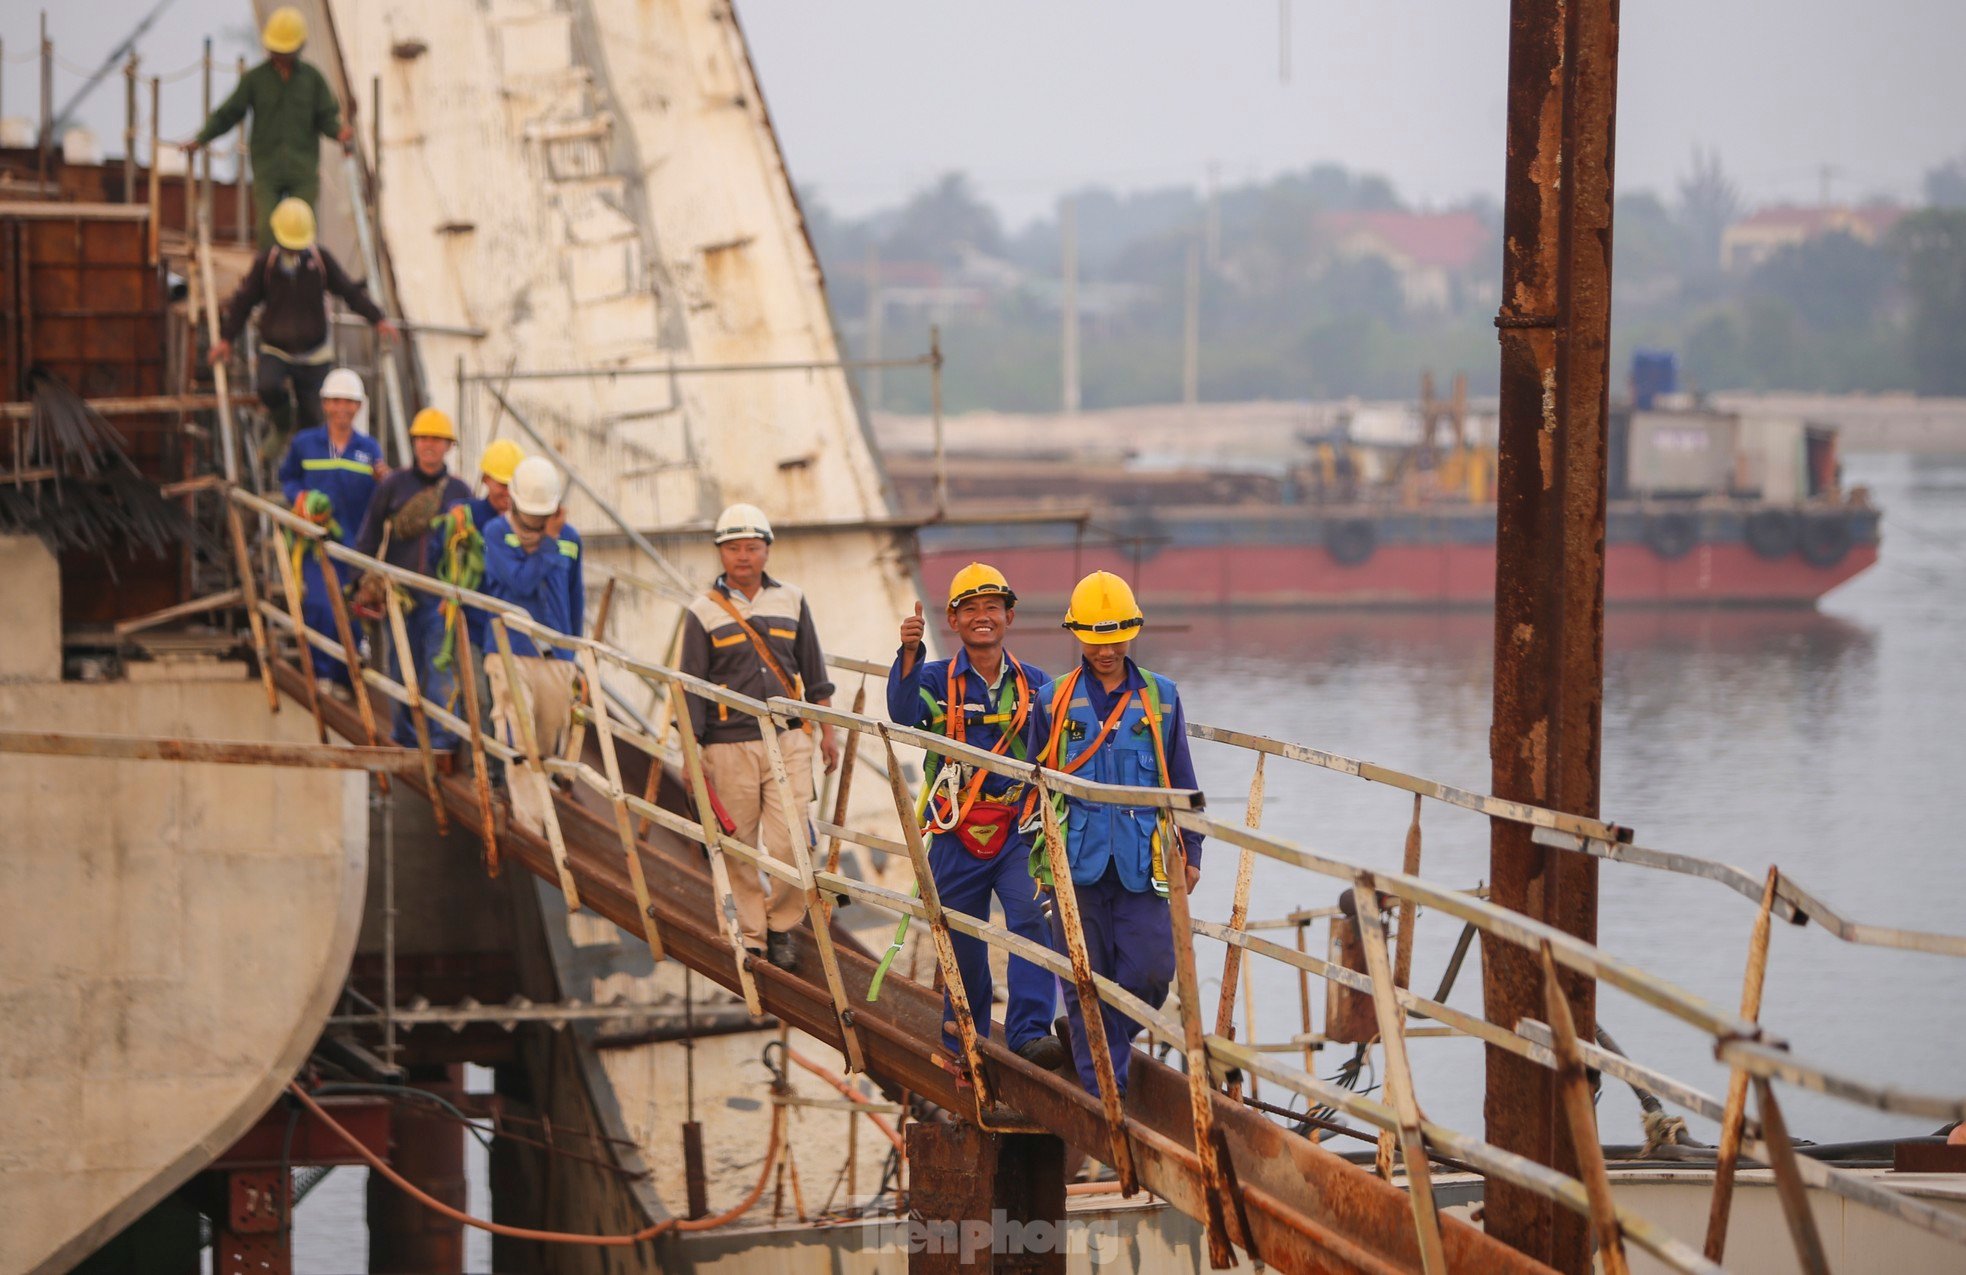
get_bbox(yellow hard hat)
[262,7,308,54]
[479,439,524,485]
[947,562,1016,610]
[269,197,315,251]
[409,408,458,442]
[1062,570,1143,643]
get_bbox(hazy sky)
[18,1,1966,225]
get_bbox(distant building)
[1720,204,1903,272]
[1318,210,1490,311]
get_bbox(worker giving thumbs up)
[898,600,927,676]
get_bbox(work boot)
[1016,1035,1069,1071]
[766,930,798,971]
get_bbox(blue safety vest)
[1050,667,1179,895]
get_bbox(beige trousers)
[487,653,580,835]
[699,729,815,947]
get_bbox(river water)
[291,450,1963,1270]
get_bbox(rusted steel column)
[906,1121,1066,1275]
[1486,0,1621,1269]
[369,1066,466,1274]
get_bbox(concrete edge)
[30,770,372,1275]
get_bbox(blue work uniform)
[467,495,502,537]
[481,515,584,659]
[1028,657,1205,1097]
[888,647,1054,1056]
[277,426,383,684]
[354,467,471,749]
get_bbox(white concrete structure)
[0,674,368,1274]
[0,537,61,682]
[278,0,935,1219]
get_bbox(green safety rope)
[433,505,485,674]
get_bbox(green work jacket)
[195,58,342,188]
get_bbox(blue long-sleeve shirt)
[482,514,583,660]
[1027,656,1204,866]
[887,646,1049,805]
[277,426,384,542]
[467,495,502,535]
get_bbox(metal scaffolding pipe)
[456,353,934,383]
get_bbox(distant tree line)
[801,154,1966,412]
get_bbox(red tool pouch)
[953,798,1020,860]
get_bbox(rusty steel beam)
[1486,0,1621,1270]
[0,392,253,420]
[269,660,1558,1275]
[0,729,421,772]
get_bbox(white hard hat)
[320,367,367,403]
[511,455,565,518]
[713,502,773,545]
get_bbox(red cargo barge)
[902,403,1881,609]
[916,500,1880,610]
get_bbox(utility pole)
[863,242,883,412]
[1485,0,1620,1271]
[1061,195,1081,414]
[1278,0,1292,85]
[1204,161,1221,267]
[1182,238,1200,410]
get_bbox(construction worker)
[888,563,1065,1071]
[678,504,841,971]
[211,197,395,459]
[354,408,472,751]
[277,367,384,695]
[470,439,526,533]
[182,6,352,250]
[482,457,584,833]
[1028,570,1205,1099]
[455,438,526,708]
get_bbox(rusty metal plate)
[225,1168,287,1235]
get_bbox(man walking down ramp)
[888,564,1065,1072]
[211,197,395,460]
[482,457,584,833]
[277,367,384,695]
[1029,571,1206,1098]
[354,409,472,752]
[678,504,842,971]
[182,6,353,250]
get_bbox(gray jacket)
[678,574,835,744]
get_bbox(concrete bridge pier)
[906,1122,1067,1274]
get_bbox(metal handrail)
[833,652,1966,960]
[220,481,1966,1271]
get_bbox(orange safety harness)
[1025,663,1178,894]
[923,655,1033,859]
